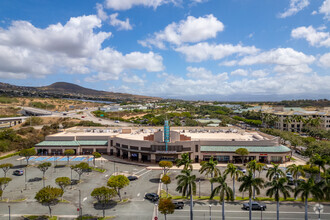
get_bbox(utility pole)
[209,205,212,220]
[8,205,10,220]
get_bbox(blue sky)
[0,0,329,101]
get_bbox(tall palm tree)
[286,164,305,200]
[247,160,257,199]
[294,177,324,220]
[176,169,196,220]
[256,162,265,177]
[176,153,193,170]
[210,172,233,220]
[265,177,293,220]
[199,156,220,193]
[266,163,285,181]
[238,171,264,220]
[224,163,242,200]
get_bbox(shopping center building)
[35,125,291,164]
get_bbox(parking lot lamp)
[260,205,263,220]
[199,179,201,198]
[8,205,10,220]
[209,205,212,220]
[24,167,27,190]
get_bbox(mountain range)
[0,82,161,102]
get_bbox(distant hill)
[0,82,161,102]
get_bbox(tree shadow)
[71,179,79,185]
[54,165,66,168]
[93,200,118,210]
[149,178,160,183]
[12,165,27,169]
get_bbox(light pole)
[113,161,116,175]
[71,167,73,189]
[318,206,321,220]
[24,166,27,190]
[79,189,82,219]
[199,179,201,198]
[8,205,10,220]
[209,205,212,220]
[260,206,263,220]
[155,203,158,219]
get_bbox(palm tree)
[286,164,305,200]
[247,160,258,199]
[284,116,292,131]
[224,163,242,200]
[176,153,193,170]
[210,172,233,220]
[238,171,264,220]
[176,169,196,220]
[256,162,265,177]
[266,163,285,181]
[199,156,220,193]
[265,177,293,220]
[309,154,326,173]
[294,177,324,220]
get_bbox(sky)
[0,0,329,101]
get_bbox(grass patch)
[91,167,106,173]
[117,198,129,204]
[59,199,70,203]
[0,151,20,160]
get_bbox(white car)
[115,120,119,123]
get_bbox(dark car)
[242,202,266,210]
[145,193,159,202]
[127,176,138,181]
[287,177,295,185]
[173,201,184,209]
[13,170,24,176]
[238,166,246,174]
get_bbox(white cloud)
[278,0,310,18]
[186,66,227,80]
[219,60,237,66]
[231,69,248,76]
[139,14,224,48]
[143,68,330,97]
[251,70,269,77]
[122,74,145,85]
[109,13,132,31]
[238,48,315,74]
[176,42,259,62]
[319,53,330,68]
[291,26,330,47]
[320,0,330,20]
[0,15,163,80]
[96,3,108,21]
[104,0,179,10]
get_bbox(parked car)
[145,193,159,202]
[173,201,184,209]
[238,166,246,174]
[115,120,120,123]
[127,176,138,181]
[286,172,293,178]
[242,202,266,210]
[13,170,24,176]
[287,177,295,185]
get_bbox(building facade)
[35,126,292,164]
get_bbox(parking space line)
[138,169,152,177]
[133,168,146,175]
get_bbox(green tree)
[0,177,12,200]
[256,162,266,177]
[175,153,193,170]
[238,171,264,220]
[158,198,175,220]
[55,177,71,201]
[266,163,285,181]
[247,160,258,199]
[91,186,117,217]
[309,153,326,173]
[286,164,305,200]
[71,162,89,182]
[64,149,75,165]
[0,163,13,178]
[294,177,324,220]
[38,162,51,187]
[19,148,36,165]
[176,169,196,220]
[159,161,173,175]
[210,172,233,220]
[35,186,63,217]
[265,177,293,220]
[92,152,101,167]
[199,156,220,193]
[235,148,249,164]
[224,163,243,200]
[161,175,171,197]
[107,175,129,201]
